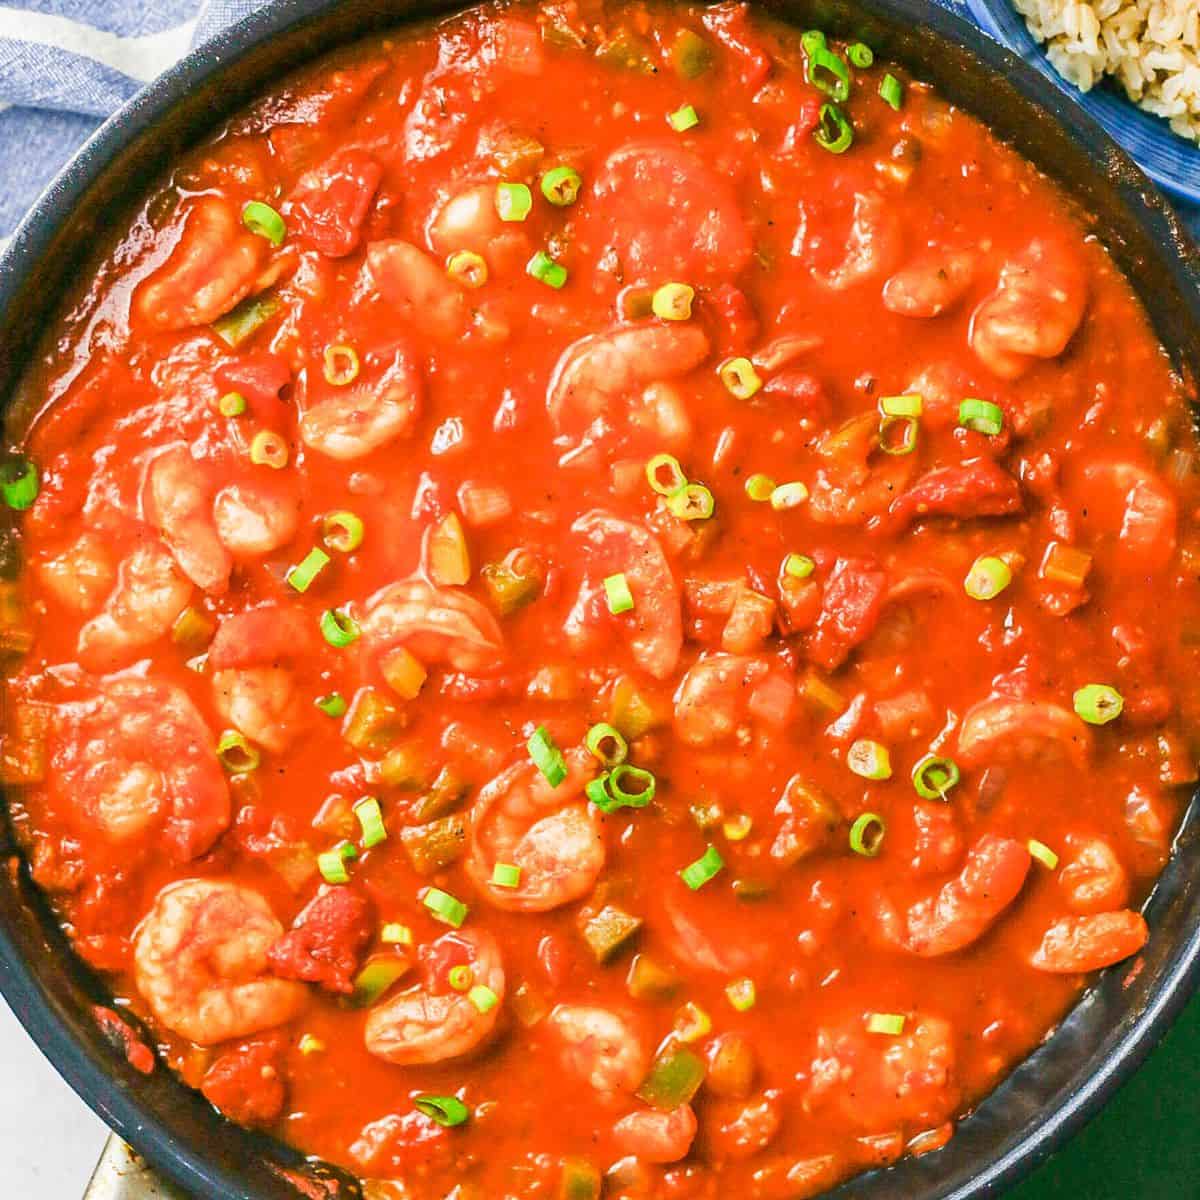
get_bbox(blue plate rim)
[963,0,1200,204]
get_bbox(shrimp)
[135,197,270,331]
[36,532,115,614]
[52,676,230,861]
[674,653,795,746]
[874,834,1030,956]
[808,413,916,526]
[565,512,683,681]
[547,324,710,439]
[465,748,603,911]
[663,883,768,974]
[547,1004,648,1100]
[705,1093,784,1161]
[134,879,307,1045]
[882,246,978,317]
[213,477,301,557]
[969,238,1087,378]
[77,542,193,671]
[428,182,530,272]
[298,342,424,461]
[142,444,231,593]
[1058,837,1130,914]
[361,578,505,674]
[1080,461,1177,573]
[1030,910,1148,973]
[210,606,314,754]
[956,697,1091,769]
[364,929,504,1064]
[613,1104,698,1163]
[804,192,901,291]
[365,239,468,341]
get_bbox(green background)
[1010,994,1199,1198]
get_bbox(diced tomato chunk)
[200,1035,287,1127]
[702,2,772,89]
[889,459,1023,528]
[267,885,373,994]
[287,148,383,257]
[805,558,888,670]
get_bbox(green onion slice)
[491,862,522,889]
[1028,839,1059,870]
[880,72,904,110]
[526,250,568,289]
[848,41,874,68]
[646,453,687,496]
[541,165,583,206]
[608,764,656,808]
[0,457,39,511]
[815,102,854,153]
[964,554,1013,600]
[320,608,360,648]
[879,393,923,418]
[911,754,960,800]
[801,30,826,55]
[349,957,407,1006]
[381,923,412,946]
[315,692,347,718]
[604,572,635,614]
[448,964,474,992]
[1073,683,1124,725]
[249,430,288,469]
[318,840,358,885]
[667,103,700,132]
[423,886,468,928]
[217,729,260,774]
[958,398,1005,436]
[805,43,851,102]
[848,739,892,780]
[866,1012,906,1035]
[667,483,714,521]
[447,249,488,289]
[242,200,286,246]
[783,553,815,579]
[725,977,756,1011]
[354,796,387,849]
[745,473,776,502]
[495,182,533,222]
[322,344,360,387]
[286,547,330,594]
[770,482,809,510]
[651,282,695,322]
[218,391,246,417]
[414,1094,470,1127]
[879,414,918,456]
[323,510,364,553]
[719,356,762,399]
[849,812,886,857]
[680,844,724,890]
[527,725,568,786]
[585,722,629,767]
[468,984,499,1013]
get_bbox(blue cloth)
[0,0,1194,239]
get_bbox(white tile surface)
[0,995,109,1196]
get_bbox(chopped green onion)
[380,922,412,945]
[723,813,753,841]
[646,453,687,496]
[745,473,776,502]
[964,554,1013,600]
[586,776,614,809]
[217,729,260,774]
[801,29,826,55]
[879,393,923,418]
[1028,839,1059,870]
[1073,683,1124,725]
[680,844,724,890]
[320,608,360,648]
[585,722,628,767]
[880,73,904,110]
[249,430,289,469]
[783,553,815,579]
[540,165,583,206]
[667,103,700,132]
[218,391,246,417]
[879,414,918,456]
[446,249,488,289]
[849,812,886,857]
[423,886,468,928]
[527,725,568,786]
[414,1094,470,1127]
[354,796,387,849]
[348,957,407,1006]
[866,1012,906,1035]
[448,964,474,992]
[322,344,360,387]
[491,862,522,888]
[0,457,38,511]
[651,282,695,321]
[848,739,892,780]
[911,754,961,800]
[608,764,656,809]
[212,294,279,349]
[468,984,499,1013]
[719,356,762,399]
[667,483,715,521]
[604,572,635,615]
[725,977,756,1012]
[526,250,568,289]
[315,692,347,718]
[286,546,330,593]
[321,510,364,555]
[770,482,809,511]
[815,102,854,153]
[495,182,533,222]
[848,41,874,68]
[805,43,851,102]
[242,200,286,246]
[318,840,358,885]
[958,398,1005,436]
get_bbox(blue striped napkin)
[0,0,1195,240]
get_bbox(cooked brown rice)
[1012,0,1200,143]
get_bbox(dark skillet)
[0,2,1197,1197]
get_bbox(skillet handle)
[83,1135,188,1200]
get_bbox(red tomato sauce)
[2,2,1198,1196]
